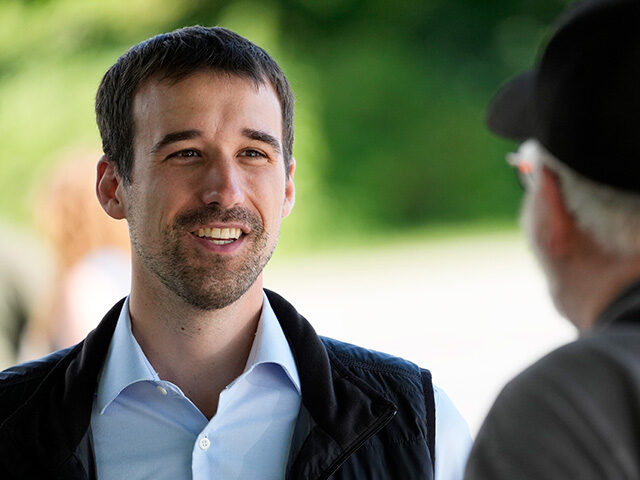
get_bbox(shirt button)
[199,437,211,451]
[156,385,168,396]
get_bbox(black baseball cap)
[487,0,640,192]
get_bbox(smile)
[193,227,243,245]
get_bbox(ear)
[282,157,296,218]
[96,155,127,220]
[539,165,576,258]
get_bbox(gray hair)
[523,139,640,257]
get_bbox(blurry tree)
[0,0,572,250]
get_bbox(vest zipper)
[317,407,398,480]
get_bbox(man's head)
[96,26,294,183]
[95,27,296,311]
[487,0,640,329]
[512,140,640,326]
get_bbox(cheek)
[521,192,539,245]
[520,193,535,242]
[250,175,287,217]
[522,188,550,253]
[262,199,284,229]
[127,178,185,231]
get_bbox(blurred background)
[0,0,577,434]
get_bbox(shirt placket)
[191,378,240,479]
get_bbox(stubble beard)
[130,205,276,311]
[520,191,567,318]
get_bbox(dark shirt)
[465,280,640,479]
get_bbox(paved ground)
[265,230,575,436]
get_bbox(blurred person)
[465,0,640,478]
[0,221,52,369]
[0,27,470,479]
[22,153,130,359]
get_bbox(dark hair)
[95,26,294,183]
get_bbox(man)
[465,0,640,478]
[0,27,470,479]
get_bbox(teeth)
[194,227,242,240]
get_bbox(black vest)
[0,290,435,479]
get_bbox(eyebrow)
[149,127,282,155]
[150,129,203,154]
[242,128,282,154]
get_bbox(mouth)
[191,227,244,245]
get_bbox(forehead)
[131,71,283,146]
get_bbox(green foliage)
[0,0,574,248]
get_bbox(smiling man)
[0,27,470,479]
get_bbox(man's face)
[122,71,294,310]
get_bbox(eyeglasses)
[506,151,537,189]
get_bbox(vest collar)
[265,290,397,479]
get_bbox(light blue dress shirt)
[91,293,301,480]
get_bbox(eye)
[240,149,267,159]
[166,149,201,161]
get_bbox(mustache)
[174,205,262,233]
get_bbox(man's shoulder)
[266,289,431,388]
[467,328,640,479]
[265,288,432,393]
[0,347,76,421]
[320,336,426,378]
[320,336,440,466]
[319,337,434,426]
[0,347,75,386]
[506,325,640,397]
[491,328,640,428]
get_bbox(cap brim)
[486,69,537,141]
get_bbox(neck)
[562,252,640,332]
[128,264,264,419]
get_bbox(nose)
[200,158,245,208]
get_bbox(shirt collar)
[243,291,301,394]
[596,276,640,329]
[96,292,301,414]
[96,296,159,414]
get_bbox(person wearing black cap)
[465,0,640,478]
